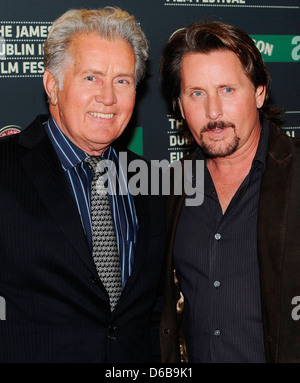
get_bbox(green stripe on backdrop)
[251,35,300,62]
[127,127,143,156]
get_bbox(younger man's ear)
[255,85,266,109]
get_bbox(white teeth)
[89,112,114,119]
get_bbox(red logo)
[0,125,21,138]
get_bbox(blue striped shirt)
[44,116,138,286]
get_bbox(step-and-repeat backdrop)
[0,0,299,161]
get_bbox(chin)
[201,138,240,158]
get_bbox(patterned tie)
[84,156,122,311]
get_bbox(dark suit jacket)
[0,115,166,363]
[160,122,300,363]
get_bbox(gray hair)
[44,7,149,87]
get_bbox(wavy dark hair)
[160,21,284,130]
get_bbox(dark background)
[0,0,299,161]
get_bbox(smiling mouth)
[88,112,115,119]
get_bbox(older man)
[0,7,165,363]
[160,21,300,363]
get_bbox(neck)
[49,109,109,156]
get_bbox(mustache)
[201,121,236,133]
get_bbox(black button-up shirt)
[174,124,269,363]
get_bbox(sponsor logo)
[252,35,300,62]
[0,125,21,137]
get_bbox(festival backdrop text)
[0,0,299,162]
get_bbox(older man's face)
[44,33,136,155]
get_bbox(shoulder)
[0,114,48,148]
[286,134,300,153]
[267,123,300,160]
[0,114,49,168]
[0,130,24,166]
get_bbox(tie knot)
[84,156,104,177]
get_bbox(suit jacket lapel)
[257,123,294,362]
[19,116,94,272]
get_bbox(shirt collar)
[45,116,88,171]
[45,116,117,174]
[252,119,269,168]
[191,121,270,190]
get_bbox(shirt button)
[214,281,221,288]
[214,329,221,337]
[215,233,221,240]
[109,324,118,333]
